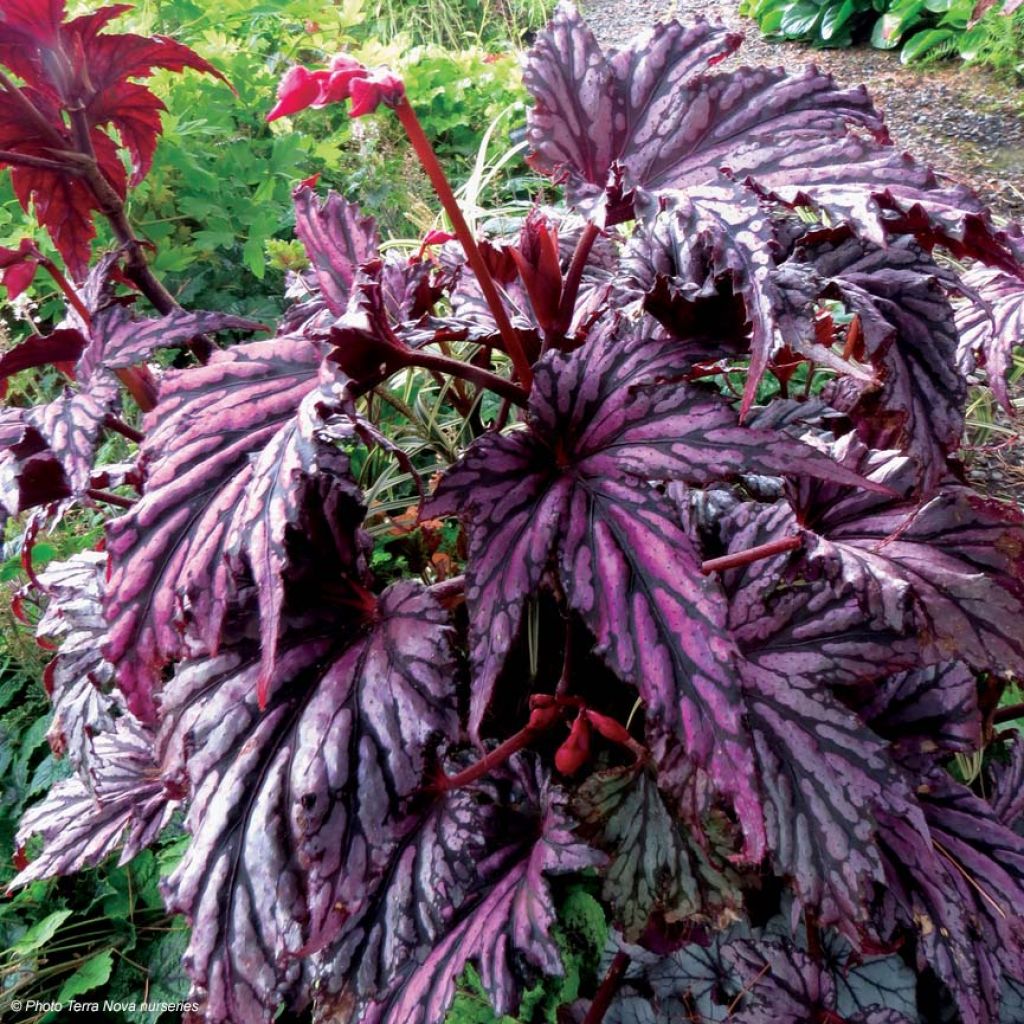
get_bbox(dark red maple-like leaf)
[0,0,227,278]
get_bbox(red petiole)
[392,95,534,391]
[700,534,803,575]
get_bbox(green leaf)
[780,0,825,36]
[871,1,927,46]
[900,27,956,61]
[9,908,71,954]
[821,0,859,39]
[57,949,114,1002]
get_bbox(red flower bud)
[585,709,633,747]
[349,69,406,118]
[555,712,592,776]
[316,56,368,106]
[266,65,328,122]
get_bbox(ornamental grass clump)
[2,2,1024,1022]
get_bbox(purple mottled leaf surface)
[292,186,379,316]
[956,266,1024,412]
[102,336,354,720]
[354,759,602,1024]
[12,715,178,887]
[159,583,458,1024]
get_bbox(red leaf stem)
[583,951,631,1024]
[392,96,534,390]
[700,534,803,575]
[433,702,563,791]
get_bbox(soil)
[581,0,1024,508]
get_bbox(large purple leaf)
[159,583,459,1024]
[525,6,1019,268]
[0,304,258,519]
[724,939,915,1024]
[956,266,1024,412]
[34,551,117,767]
[858,661,981,763]
[795,439,1024,680]
[292,186,379,316]
[310,760,512,1018]
[11,715,178,887]
[741,662,921,936]
[625,182,782,413]
[525,6,878,215]
[989,733,1024,833]
[524,6,742,217]
[26,378,118,492]
[0,408,70,523]
[780,231,965,488]
[353,759,602,1024]
[722,499,920,689]
[574,764,739,941]
[77,305,263,378]
[430,320,878,852]
[878,770,1024,1024]
[102,337,360,720]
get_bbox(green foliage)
[1,0,539,328]
[742,0,1024,72]
[444,884,609,1024]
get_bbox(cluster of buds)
[266,56,404,121]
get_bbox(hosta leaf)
[102,337,345,720]
[955,266,1024,412]
[160,583,459,1024]
[355,760,602,1024]
[574,764,738,941]
[11,716,177,887]
[292,186,379,316]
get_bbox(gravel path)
[581,0,1024,506]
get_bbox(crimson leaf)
[0,0,227,277]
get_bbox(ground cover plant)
[2,1,1024,1022]
[742,0,1024,68]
